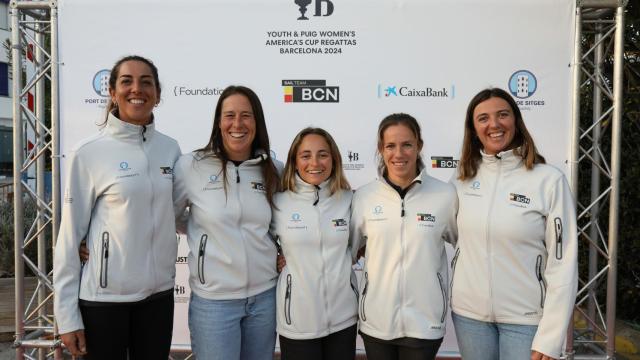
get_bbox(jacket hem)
[190,280,276,300]
[359,326,445,341]
[277,316,357,340]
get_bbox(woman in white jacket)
[450,87,578,360]
[350,113,458,360]
[271,127,357,360]
[173,85,281,360]
[53,55,181,359]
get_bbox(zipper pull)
[554,217,563,259]
[141,125,147,142]
[102,232,109,258]
[401,200,405,217]
[313,185,320,206]
[235,166,240,183]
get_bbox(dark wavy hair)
[458,88,545,180]
[102,55,161,125]
[196,85,280,206]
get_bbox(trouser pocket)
[197,234,208,285]
[99,232,109,288]
[284,274,292,325]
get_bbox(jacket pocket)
[284,274,292,325]
[350,270,359,303]
[535,255,547,308]
[449,248,460,303]
[197,234,208,285]
[554,217,563,260]
[99,232,109,288]
[360,272,369,322]
[437,272,447,323]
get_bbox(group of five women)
[53,55,577,360]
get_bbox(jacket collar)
[480,148,523,171]
[294,174,330,204]
[105,112,155,142]
[379,166,424,194]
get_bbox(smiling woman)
[53,55,181,360]
[172,85,281,360]
[349,113,457,360]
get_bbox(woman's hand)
[60,330,87,357]
[531,350,555,360]
[277,254,287,273]
[78,241,89,262]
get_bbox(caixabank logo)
[283,80,339,103]
[377,84,455,100]
[431,156,458,169]
[508,70,545,110]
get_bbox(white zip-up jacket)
[53,113,181,334]
[271,176,357,339]
[173,152,278,299]
[450,149,578,358]
[350,170,458,340]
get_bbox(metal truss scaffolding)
[9,0,627,359]
[567,0,627,359]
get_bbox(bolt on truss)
[567,0,627,359]
[10,1,62,359]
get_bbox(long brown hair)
[376,113,425,176]
[102,55,161,125]
[458,87,545,180]
[282,127,350,194]
[196,85,280,206]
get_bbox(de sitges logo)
[93,69,111,97]
[508,70,545,109]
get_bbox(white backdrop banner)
[58,0,576,354]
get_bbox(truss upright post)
[605,3,624,358]
[10,3,25,359]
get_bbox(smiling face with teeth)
[295,134,333,186]
[381,124,422,189]
[109,60,159,125]
[472,96,517,156]
[219,94,257,161]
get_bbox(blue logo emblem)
[119,161,129,170]
[373,205,383,215]
[93,69,111,97]
[209,175,218,183]
[471,181,480,190]
[508,70,537,99]
[291,213,301,221]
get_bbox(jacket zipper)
[360,272,368,321]
[284,274,292,325]
[554,217,563,260]
[536,255,547,308]
[314,191,330,330]
[485,159,502,319]
[141,133,158,290]
[99,231,109,288]
[437,272,447,323]
[198,234,208,284]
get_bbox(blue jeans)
[452,312,538,360]
[189,286,277,360]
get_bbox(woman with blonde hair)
[272,127,358,360]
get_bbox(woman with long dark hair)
[450,87,578,360]
[54,55,181,359]
[173,85,280,359]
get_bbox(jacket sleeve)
[531,175,578,358]
[53,151,95,334]
[349,190,367,262]
[173,155,190,234]
[442,183,459,247]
